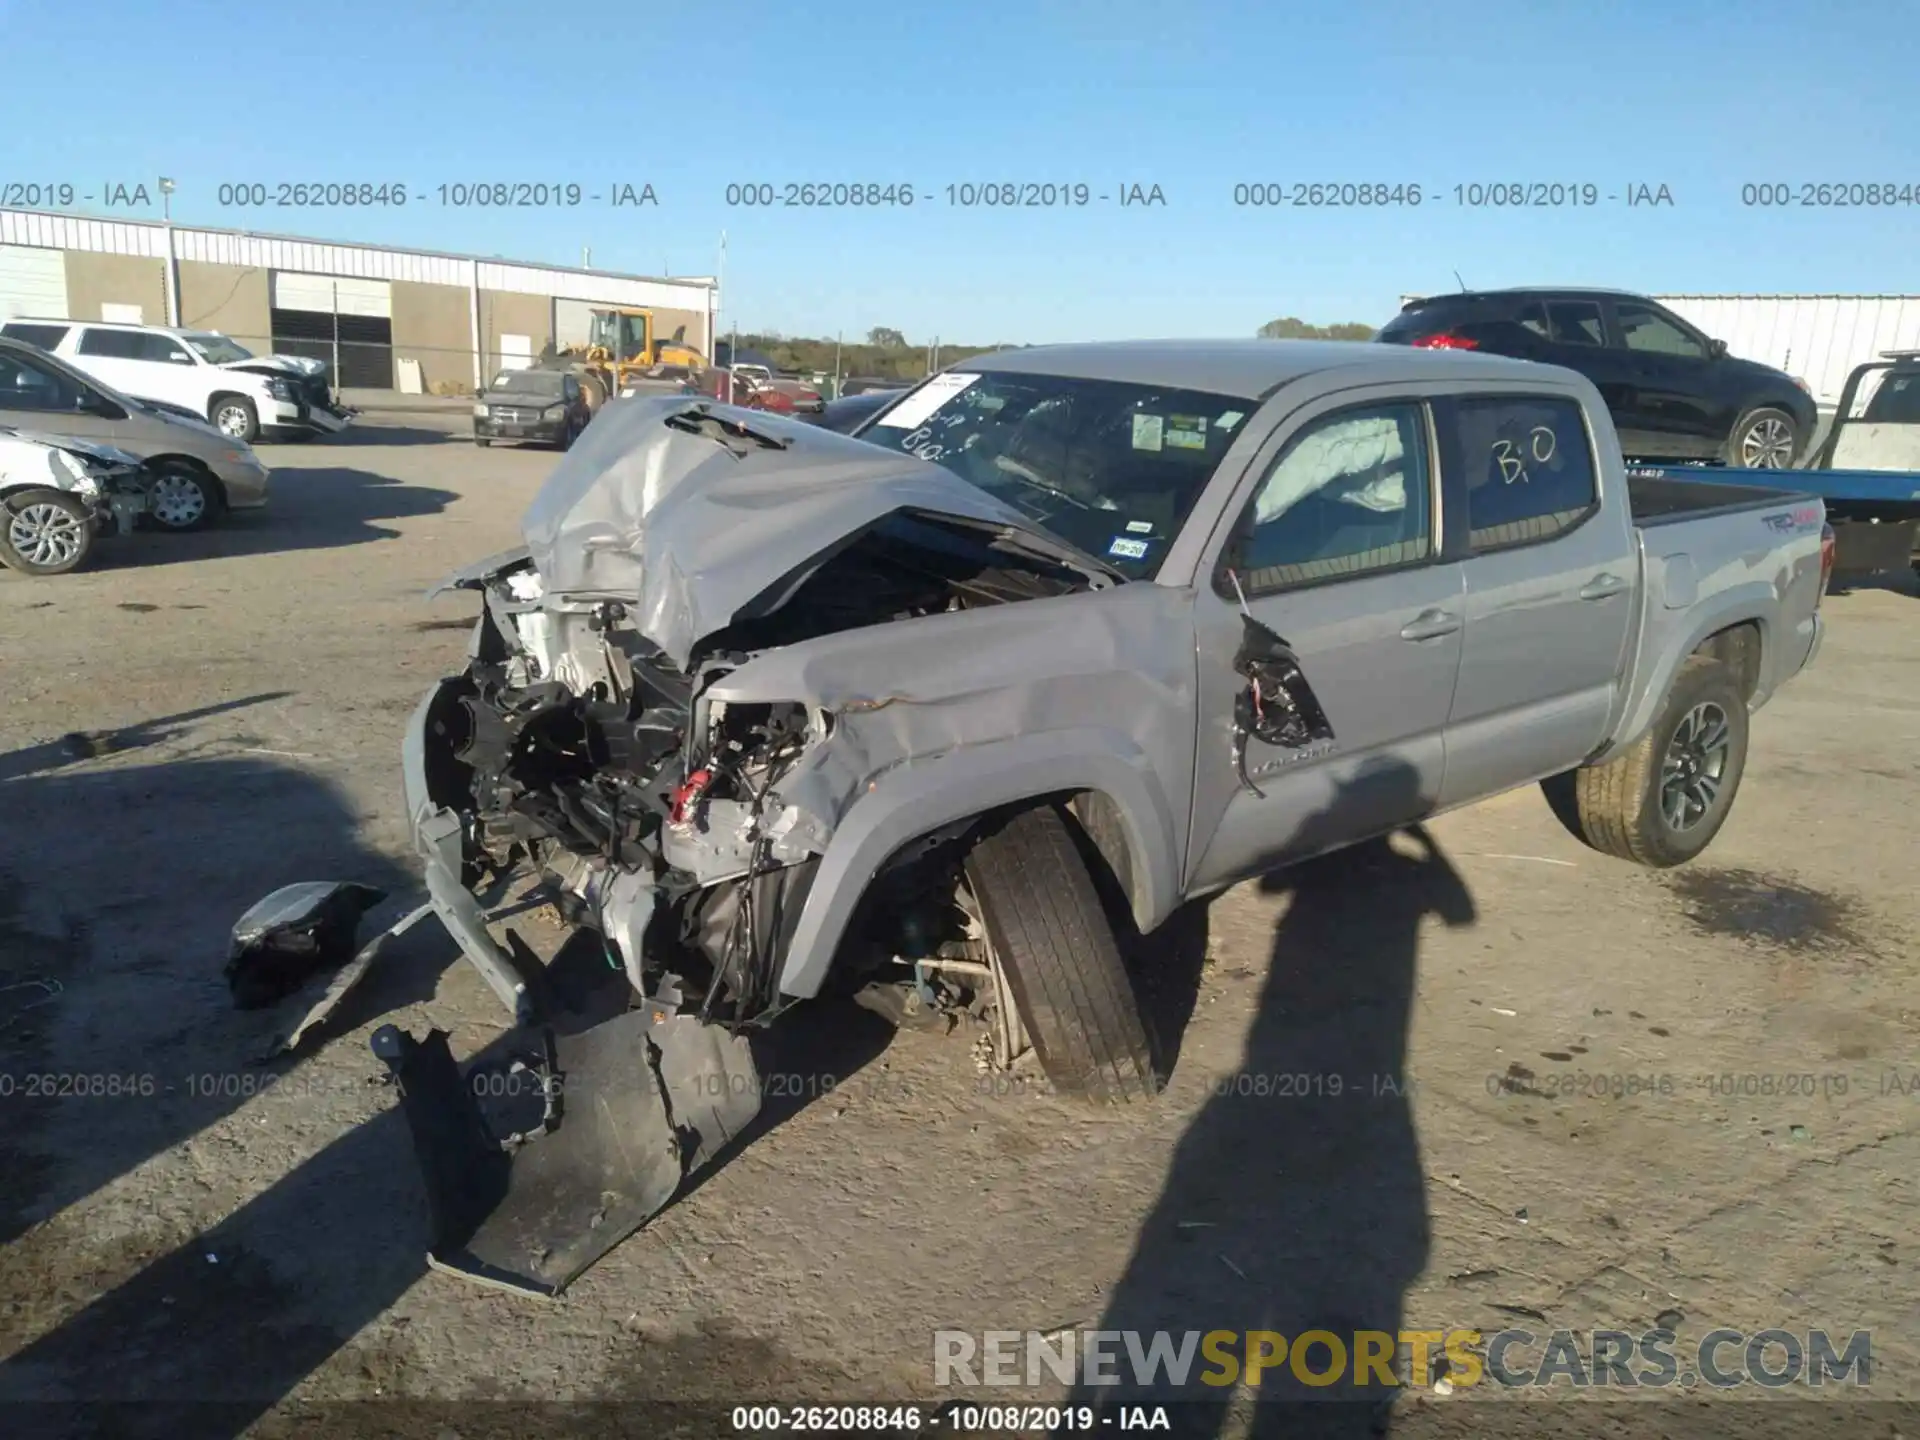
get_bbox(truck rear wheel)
[1543,656,1749,867]
[963,804,1159,1104]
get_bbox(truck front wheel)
[1543,656,1750,867]
[963,804,1160,1103]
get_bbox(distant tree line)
[731,315,1375,380]
[1256,316,1377,341]
[729,328,1016,382]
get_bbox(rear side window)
[1440,396,1599,551]
[1545,301,1604,347]
[1225,403,1434,594]
[0,322,69,350]
[76,328,145,359]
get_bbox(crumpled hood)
[220,355,325,378]
[518,394,1119,668]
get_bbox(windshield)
[183,333,254,364]
[489,369,566,396]
[860,370,1252,578]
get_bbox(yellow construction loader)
[532,307,707,411]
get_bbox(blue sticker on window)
[1108,536,1150,560]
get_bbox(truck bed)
[1625,470,1812,527]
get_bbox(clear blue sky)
[0,0,1909,345]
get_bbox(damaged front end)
[382,396,1123,1294]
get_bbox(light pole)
[714,230,727,368]
[158,177,179,326]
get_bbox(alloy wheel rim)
[8,503,85,567]
[1740,416,1793,468]
[150,472,207,527]
[1660,701,1731,832]
[217,406,250,437]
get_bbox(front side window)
[139,334,194,364]
[1440,396,1598,551]
[1616,303,1706,359]
[182,333,253,364]
[862,370,1252,579]
[1224,403,1433,595]
[0,352,79,410]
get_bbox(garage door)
[269,272,394,389]
[270,272,391,317]
[0,244,70,321]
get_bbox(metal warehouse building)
[1652,294,1920,407]
[0,208,717,394]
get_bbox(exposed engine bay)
[428,511,1091,1039]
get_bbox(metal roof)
[960,337,1541,398]
[1,207,714,309]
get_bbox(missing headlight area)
[427,514,1093,1035]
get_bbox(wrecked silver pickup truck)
[342,340,1828,1295]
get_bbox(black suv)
[1377,288,1818,468]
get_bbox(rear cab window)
[1862,367,1920,424]
[0,322,70,351]
[1436,395,1600,551]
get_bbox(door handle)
[1399,609,1461,642]
[1580,572,1628,600]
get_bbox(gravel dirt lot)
[1,414,1916,1439]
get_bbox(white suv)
[0,319,352,443]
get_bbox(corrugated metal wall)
[0,208,713,311]
[1654,295,1920,406]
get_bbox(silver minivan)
[0,335,270,531]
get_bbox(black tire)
[474,437,492,447]
[0,488,96,576]
[1542,656,1749,867]
[142,463,219,532]
[963,804,1159,1103]
[1724,405,1799,469]
[209,394,260,444]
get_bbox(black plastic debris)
[226,881,388,1009]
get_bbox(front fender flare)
[773,727,1183,1000]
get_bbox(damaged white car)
[0,427,149,575]
[293,341,1826,1296]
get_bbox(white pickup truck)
[0,319,353,443]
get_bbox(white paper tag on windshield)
[1132,414,1164,451]
[875,372,981,428]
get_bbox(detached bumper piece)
[371,1006,761,1298]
